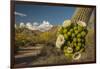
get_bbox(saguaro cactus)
[71,8,94,24]
[56,7,94,60]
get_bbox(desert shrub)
[39,32,50,43]
[86,28,94,46]
[15,27,58,47]
[15,33,36,46]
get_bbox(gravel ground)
[14,30,96,68]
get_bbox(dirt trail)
[14,45,44,67]
[14,44,95,68]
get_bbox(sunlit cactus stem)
[71,8,94,24]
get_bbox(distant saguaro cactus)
[71,8,94,24]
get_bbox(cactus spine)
[71,8,94,24]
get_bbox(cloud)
[32,22,39,30]
[14,11,27,17]
[19,22,25,28]
[19,20,53,32]
[26,22,34,30]
[25,22,38,30]
[33,22,39,26]
[38,20,53,32]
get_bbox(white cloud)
[18,20,53,32]
[38,20,53,32]
[19,22,25,28]
[32,22,39,30]
[26,22,34,30]
[33,22,39,26]
[14,11,27,17]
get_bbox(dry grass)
[14,27,95,67]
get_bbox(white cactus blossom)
[62,20,71,28]
[77,21,87,27]
[56,34,65,49]
[66,47,73,53]
[72,52,81,60]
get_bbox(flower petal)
[56,34,65,49]
[62,20,71,28]
[77,21,87,27]
[72,52,81,60]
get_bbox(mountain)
[16,21,53,32]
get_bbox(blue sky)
[15,4,76,25]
